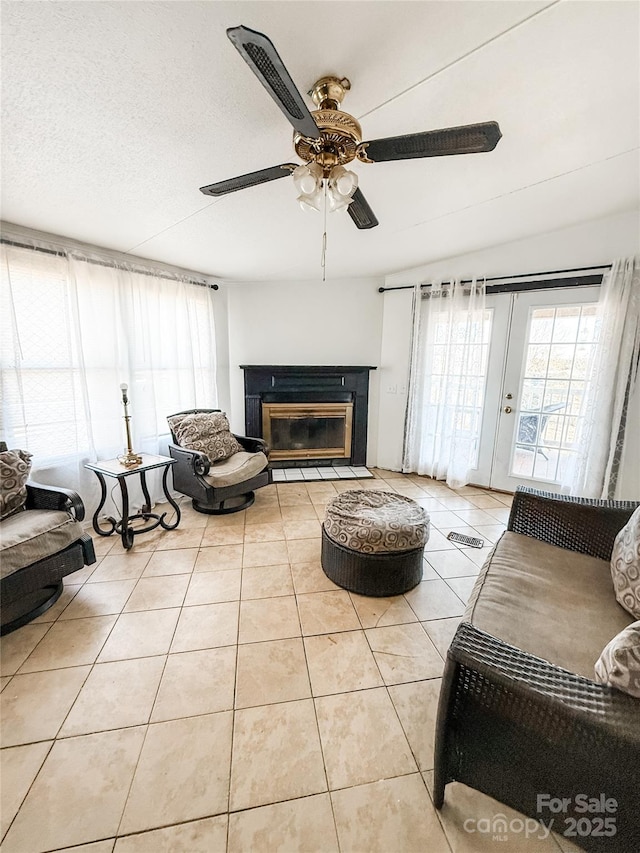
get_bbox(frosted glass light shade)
[297,190,323,212]
[293,163,322,195]
[329,165,358,198]
[327,191,351,212]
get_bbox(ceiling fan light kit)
[199,25,503,230]
[293,162,358,213]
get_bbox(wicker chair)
[1,481,96,634]
[168,408,272,514]
[433,488,640,853]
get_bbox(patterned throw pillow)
[610,506,640,618]
[0,448,33,519]
[594,621,640,698]
[168,412,242,463]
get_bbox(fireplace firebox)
[241,365,376,468]
[263,402,353,461]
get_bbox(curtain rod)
[378,263,612,294]
[0,237,219,290]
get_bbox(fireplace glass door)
[262,403,353,461]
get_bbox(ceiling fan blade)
[227,25,321,140]
[347,188,379,230]
[361,121,502,163]
[200,163,297,197]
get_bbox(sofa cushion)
[203,451,268,489]
[0,508,84,577]
[168,412,242,463]
[323,490,429,554]
[465,531,633,680]
[0,449,33,520]
[594,621,640,698]
[610,505,640,618]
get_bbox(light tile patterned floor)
[0,471,578,852]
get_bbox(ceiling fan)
[200,26,502,230]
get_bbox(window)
[1,242,217,481]
[511,304,599,481]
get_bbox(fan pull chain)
[321,180,328,282]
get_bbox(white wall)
[384,211,640,287]
[376,288,414,471]
[225,276,384,466]
[212,285,231,415]
[377,211,640,497]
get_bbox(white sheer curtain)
[563,256,640,498]
[403,278,489,488]
[1,240,218,512]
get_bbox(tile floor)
[0,471,580,853]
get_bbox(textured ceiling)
[1,1,638,281]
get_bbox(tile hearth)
[271,466,373,482]
[0,471,578,852]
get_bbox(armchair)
[1,480,96,635]
[167,408,272,514]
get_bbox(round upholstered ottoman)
[321,490,430,597]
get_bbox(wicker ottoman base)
[321,526,424,597]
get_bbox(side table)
[85,454,181,550]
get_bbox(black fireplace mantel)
[240,365,377,375]
[241,365,377,467]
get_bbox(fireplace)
[263,402,353,461]
[241,365,376,468]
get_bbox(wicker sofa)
[434,487,640,853]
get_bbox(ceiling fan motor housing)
[294,76,362,172]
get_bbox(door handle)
[503,406,512,414]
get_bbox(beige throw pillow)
[168,412,242,463]
[610,506,640,618]
[0,448,33,519]
[594,621,640,698]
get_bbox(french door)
[471,286,601,492]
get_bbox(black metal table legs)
[91,465,181,550]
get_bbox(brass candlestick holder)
[117,383,143,468]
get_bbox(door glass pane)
[521,378,544,411]
[513,446,534,477]
[529,309,554,343]
[543,379,570,409]
[543,414,564,447]
[573,344,594,380]
[547,344,574,378]
[578,305,598,341]
[567,384,585,415]
[533,448,557,480]
[553,307,580,342]
[524,344,549,377]
[517,413,539,445]
[510,303,599,482]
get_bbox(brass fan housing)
[294,76,362,172]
